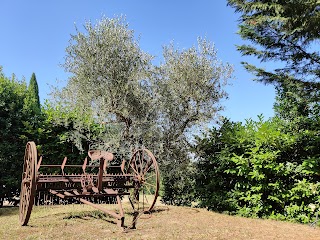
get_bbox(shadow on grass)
[63,210,117,226]
[125,206,170,216]
[61,207,170,228]
[0,206,19,217]
[149,206,170,213]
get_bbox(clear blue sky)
[0,0,275,122]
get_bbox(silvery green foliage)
[52,16,233,160]
[154,39,233,204]
[155,38,233,147]
[53,16,156,154]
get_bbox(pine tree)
[228,0,320,124]
[228,0,320,88]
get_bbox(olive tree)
[52,16,233,203]
[54,16,155,152]
[154,39,233,204]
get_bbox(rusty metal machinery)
[19,141,160,229]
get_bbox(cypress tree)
[28,72,41,114]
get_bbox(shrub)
[194,116,320,223]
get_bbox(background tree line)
[0,70,88,206]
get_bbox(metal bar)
[120,159,126,174]
[48,190,129,198]
[49,189,65,199]
[63,191,73,196]
[37,179,82,183]
[40,165,87,167]
[77,198,122,220]
[103,188,118,195]
[37,178,134,184]
[37,156,43,171]
[97,158,104,191]
[38,173,134,177]
[116,195,125,228]
[82,157,87,174]
[117,195,124,217]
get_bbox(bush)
[194,116,320,223]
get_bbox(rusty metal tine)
[49,189,65,199]
[103,157,108,174]
[61,157,67,175]
[73,190,80,195]
[116,195,125,228]
[117,195,124,217]
[37,155,43,171]
[97,158,104,191]
[82,157,87,174]
[92,186,99,193]
[120,159,125,174]
[77,197,122,220]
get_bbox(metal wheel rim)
[127,148,160,213]
[19,141,37,226]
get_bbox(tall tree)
[27,72,41,114]
[0,68,29,202]
[228,0,320,88]
[228,0,320,133]
[154,39,233,204]
[52,16,233,203]
[53,16,233,153]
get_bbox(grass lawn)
[1,202,320,240]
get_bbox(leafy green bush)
[195,116,320,223]
[0,70,31,198]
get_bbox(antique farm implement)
[19,141,160,229]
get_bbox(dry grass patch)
[1,204,320,239]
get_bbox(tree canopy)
[228,0,320,88]
[52,16,233,156]
[50,16,233,204]
[0,68,29,197]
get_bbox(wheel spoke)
[138,151,143,175]
[143,160,154,175]
[144,182,157,189]
[144,185,153,195]
[130,162,140,175]
[144,173,156,181]
[140,150,145,175]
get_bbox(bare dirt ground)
[1,203,320,240]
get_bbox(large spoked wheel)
[19,141,37,226]
[128,149,160,214]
